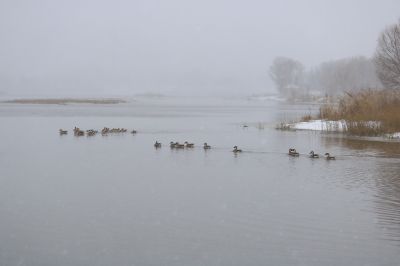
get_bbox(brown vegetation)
[300,114,312,122]
[318,89,400,136]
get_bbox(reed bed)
[318,89,400,136]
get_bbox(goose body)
[59,129,68,135]
[73,127,85,136]
[175,142,185,149]
[154,141,161,148]
[324,153,336,160]
[309,150,319,158]
[184,141,194,148]
[233,146,242,153]
[101,127,110,135]
[288,148,299,156]
[203,143,211,149]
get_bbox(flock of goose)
[160,141,212,150]
[155,141,242,153]
[161,142,335,159]
[59,127,336,159]
[289,148,336,160]
[59,127,137,137]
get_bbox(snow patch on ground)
[290,120,346,132]
[388,132,400,139]
[285,120,399,140]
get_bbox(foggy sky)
[0,0,399,97]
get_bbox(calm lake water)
[0,97,399,266]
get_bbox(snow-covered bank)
[290,119,346,131]
[388,132,400,139]
[281,119,400,140]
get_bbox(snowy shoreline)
[282,119,400,139]
[290,119,346,131]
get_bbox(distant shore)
[2,98,127,105]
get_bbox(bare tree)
[374,20,400,90]
[269,57,304,98]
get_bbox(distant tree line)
[270,56,382,99]
[270,19,400,99]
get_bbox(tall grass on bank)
[319,89,400,136]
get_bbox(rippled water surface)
[0,97,399,266]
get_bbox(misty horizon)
[1,2,400,265]
[1,0,399,97]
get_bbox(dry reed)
[318,89,400,136]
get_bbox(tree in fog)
[314,57,381,95]
[269,57,304,98]
[374,20,400,90]
[270,56,382,99]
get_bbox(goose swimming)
[184,141,194,148]
[233,146,242,153]
[324,153,336,160]
[309,150,319,158]
[288,148,299,156]
[154,141,161,148]
[203,143,211,149]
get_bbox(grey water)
[0,97,399,266]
